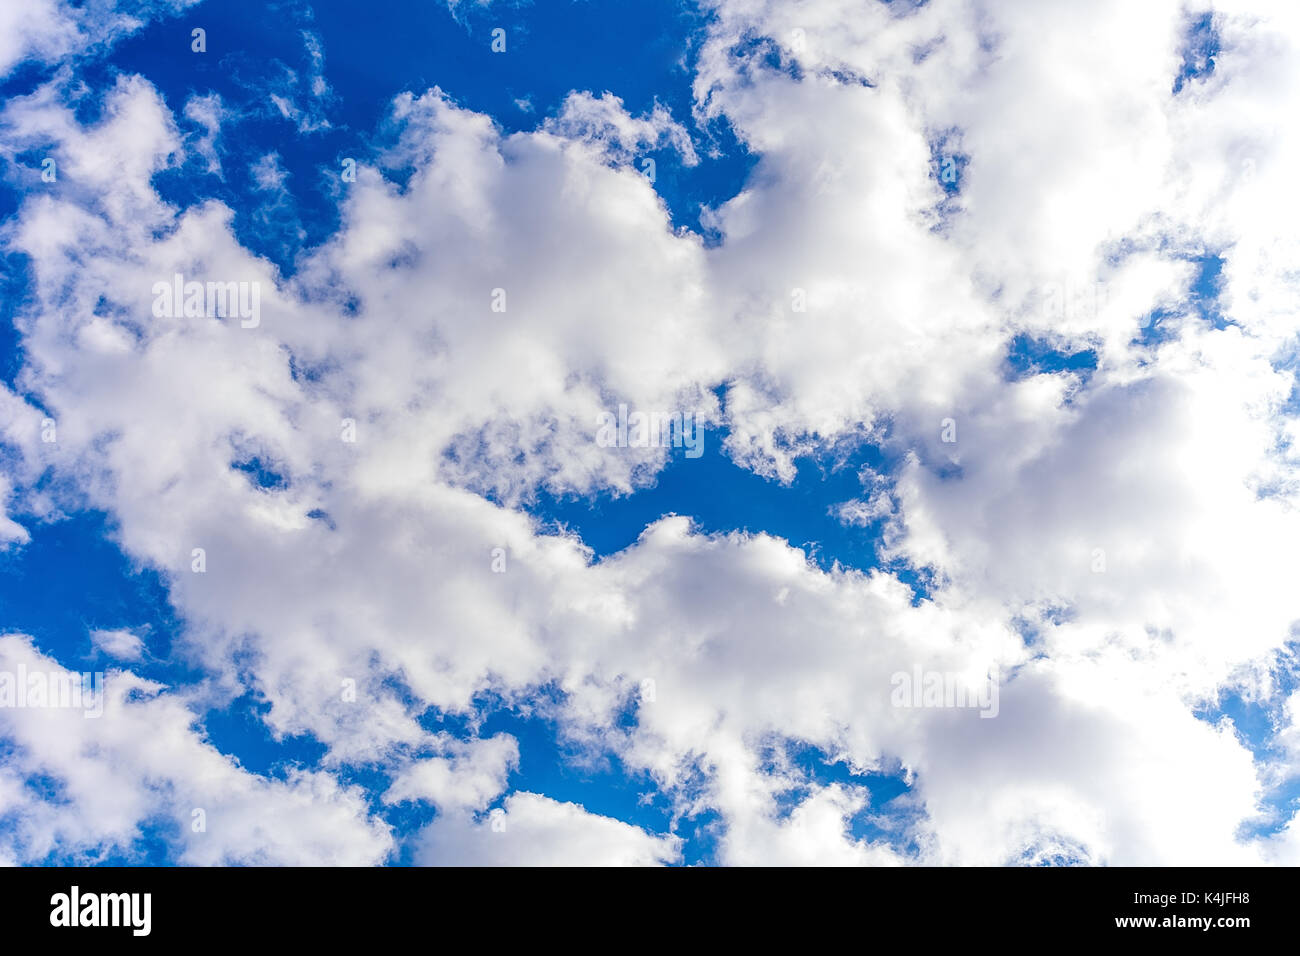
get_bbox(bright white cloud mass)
[0,0,1298,866]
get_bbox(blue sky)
[1,0,1299,867]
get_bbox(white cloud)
[0,0,198,79]
[0,635,393,865]
[413,792,681,866]
[89,628,146,662]
[384,733,519,811]
[250,152,288,192]
[182,92,226,177]
[544,91,699,167]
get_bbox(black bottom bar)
[0,865,1278,943]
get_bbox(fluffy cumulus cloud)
[0,0,1298,865]
[0,635,391,865]
[413,792,682,867]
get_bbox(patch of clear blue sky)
[1193,645,1300,842]
[1134,253,1229,347]
[0,238,27,389]
[1003,334,1097,383]
[765,739,916,852]
[517,420,940,604]
[1173,10,1219,96]
[0,511,185,679]
[526,431,887,570]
